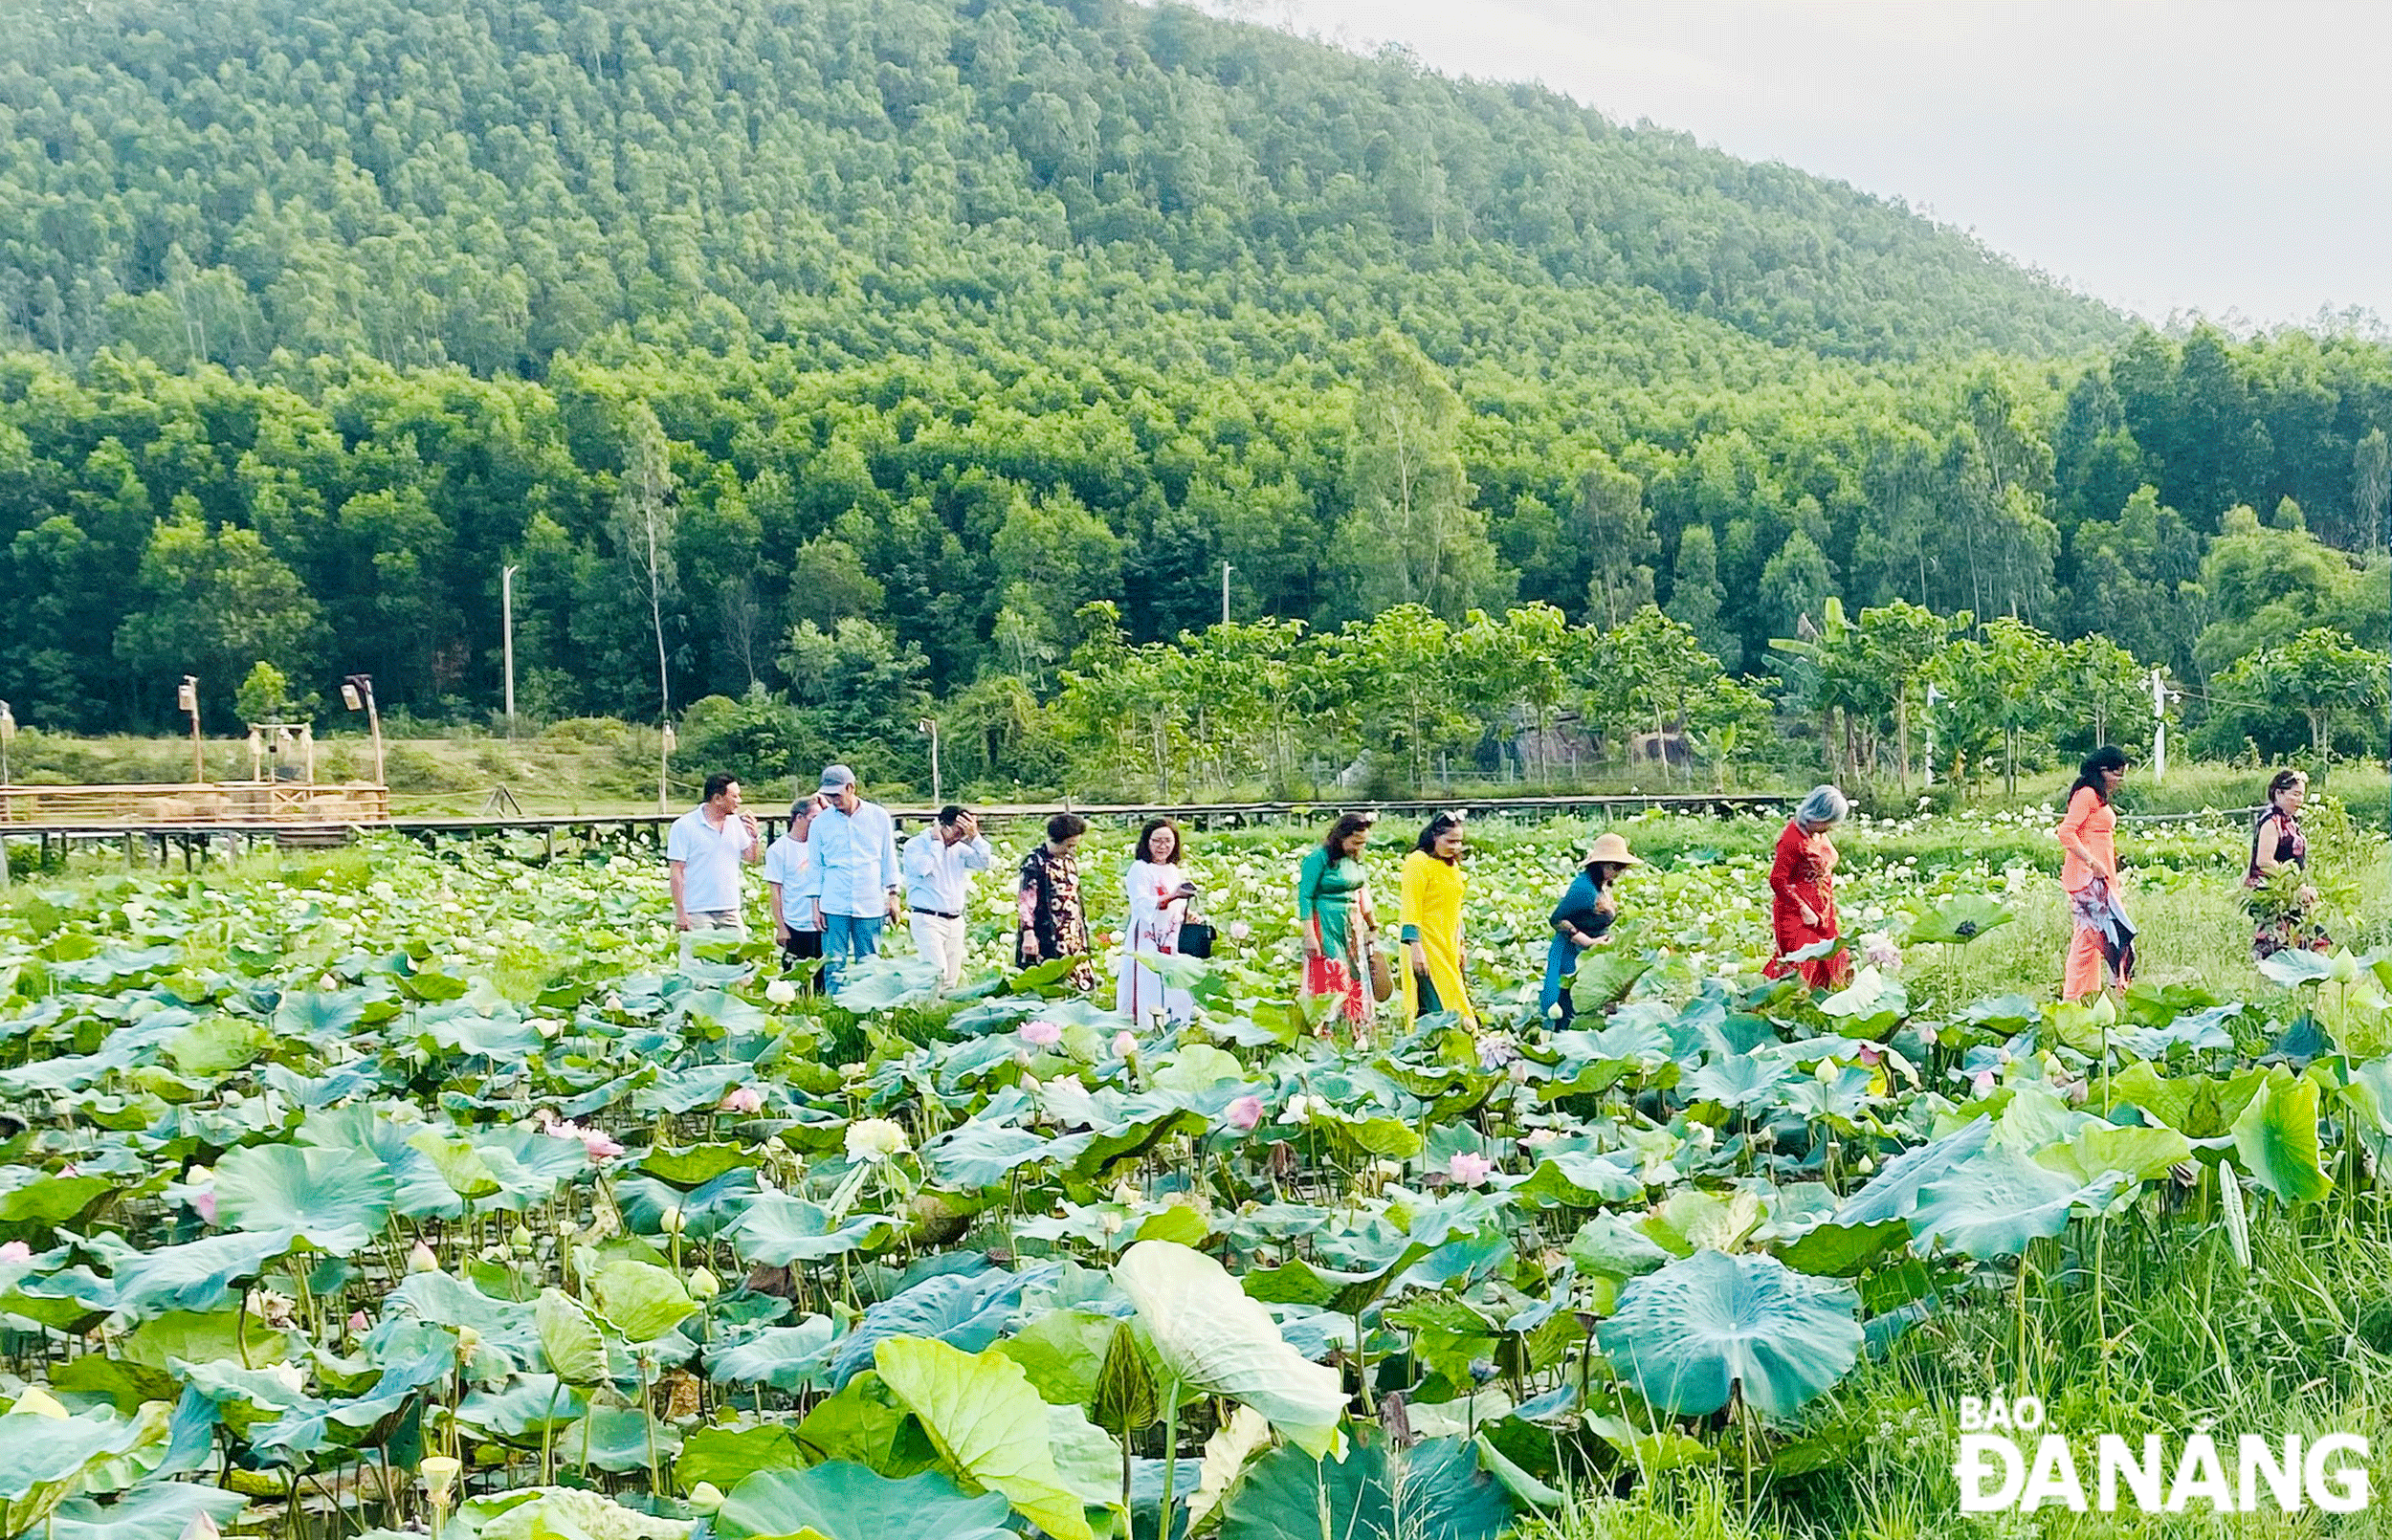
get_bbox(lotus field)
[0,808,2388,1540]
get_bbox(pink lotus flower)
[1474,1033,1520,1071]
[1228,920,1251,941]
[1020,1020,1063,1048]
[1447,1152,1495,1189]
[1224,1096,1263,1132]
[1112,1031,1139,1060]
[348,1309,370,1333]
[1916,1023,1939,1046]
[542,1116,624,1161]
[1854,1044,1884,1068]
[1970,1069,1997,1098]
[191,1189,218,1224]
[0,1241,30,1264]
[720,1086,764,1115]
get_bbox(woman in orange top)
[2056,745,2133,1000]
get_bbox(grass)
[1535,1196,2392,1539]
[18,725,2381,825]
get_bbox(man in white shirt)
[666,772,762,969]
[763,793,826,986]
[902,804,992,990]
[798,763,899,991]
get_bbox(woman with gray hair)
[1765,783,1851,989]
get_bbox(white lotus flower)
[764,979,798,1005]
[846,1118,910,1162]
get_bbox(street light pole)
[343,674,385,787]
[178,676,203,782]
[919,717,941,805]
[2147,667,2169,784]
[501,563,519,741]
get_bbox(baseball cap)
[817,764,857,792]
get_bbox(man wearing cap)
[668,772,764,971]
[799,764,900,991]
[902,804,991,991]
[1539,832,1641,1025]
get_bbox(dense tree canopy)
[0,0,2384,786]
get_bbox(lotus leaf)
[1597,1250,1861,1420]
[716,1463,1011,1540]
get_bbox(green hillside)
[0,0,2384,784]
[1,0,2121,373]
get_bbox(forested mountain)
[0,0,2385,780]
[4,0,2119,373]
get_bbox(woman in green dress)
[1297,812,1378,1026]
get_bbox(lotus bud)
[182,1511,221,1540]
[348,1309,371,1334]
[764,979,798,1005]
[509,1223,535,1254]
[686,1483,725,1515]
[407,1240,439,1273]
[10,1386,69,1419]
[687,1266,720,1300]
[659,1205,688,1236]
[1111,1177,1141,1207]
[419,1455,462,1507]
[1112,1031,1138,1060]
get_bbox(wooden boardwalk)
[0,790,1793,869]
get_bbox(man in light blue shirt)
[666,772,762,969]
[798,763,899,990]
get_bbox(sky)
[1218,0,2392,331]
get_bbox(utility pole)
[658,722,676,813]
[1923,682,1942,787]
[919,717,941,806]
[1221,561,1232,627]
[179,676,203,782]
[501,563,519,741]
[2147,667,2169,783]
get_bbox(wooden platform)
[0,781,389,825]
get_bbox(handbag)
[1366,932,1394,1002]
[1177,919,1216,958]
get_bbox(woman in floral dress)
[1016,813,1096,993]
